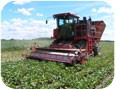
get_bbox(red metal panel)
[50,44,73,49]
[75,23,87,37]
[37,47,85,52]
[74,37,87,40]
[92,21,106,43]
[53,12,80,18]
[27,52,73,64]
[87,37,93,54]
[53,29,58,39]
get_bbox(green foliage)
[101,74,114,89]
[1,40,114,89]
[1,38,54,51]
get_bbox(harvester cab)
[53,13,79,38]
[22,12,106,65]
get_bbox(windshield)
[58,17,73,26]
[57,17,78,27]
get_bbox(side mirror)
[46,20,48,24]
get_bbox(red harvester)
[22,12,106,65]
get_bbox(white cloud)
[10,18,27,26]
[91,7,114,15]
[48,20,56,24]
[102,16,110,19]
[102,15,114,19]
[1,19,56,40]
[12,0,31,5]
[104,29,114,35]
[17,8,35,16]
[28,8,35,11]
[97,7,113,14]
[104,21,109,26]
[91,8,96,12]
[30,19,56,26]
[31,20,45,26]
[36,13,43,16]
[92,7,113,14]
[2,21,10,25]
[101,29,114,40]
[1,21,11,32]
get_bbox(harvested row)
[95,72,114,89]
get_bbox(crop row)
[1,52,114,89]
[101,73,114,89]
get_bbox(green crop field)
[1,39,114,89]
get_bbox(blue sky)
[1,1,114,40]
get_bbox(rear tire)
[93,44,101,56]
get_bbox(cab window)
[74,18,78,23]
[59,19,64,26]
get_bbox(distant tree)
[1,39,6,41]
[10,38,14,40]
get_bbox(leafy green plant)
[1,40,114,89]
